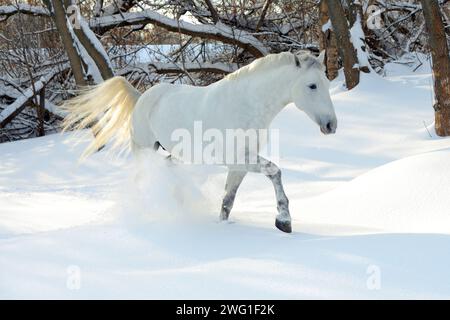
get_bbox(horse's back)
[131,82,207,150]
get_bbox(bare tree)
[2,0,449,142]
[420,0,450,136]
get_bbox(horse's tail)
[61,76,141,159]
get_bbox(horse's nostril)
[320,120,335,135]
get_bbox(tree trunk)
[72,24,114,80]
[348,1,371,73]
[420,0,450,136]
[50,0,86,86]
[37,88,45,137]
[319,0,339,80]
[325,0,360,90]
[64,0,114,80]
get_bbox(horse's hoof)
[219,213,229,221]
[275,219,292,233]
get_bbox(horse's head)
[290,52,337,135]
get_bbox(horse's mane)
[225,51,319,81]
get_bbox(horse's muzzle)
[320,120,337,135]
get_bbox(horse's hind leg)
[220,170,247,221]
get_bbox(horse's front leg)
[259,157,291,233]
[220,170,247,221]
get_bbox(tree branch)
[0,4,50,21]
[149,61,238,74]
[203,0,219,23]
[90,10,268,57]
[256,0,273,31]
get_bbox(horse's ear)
[318,50,326,65]
[294,55,301,68]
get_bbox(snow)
[300,149,450,233]
[349,15,371,70]
[383,52,432,76]
[321,19,332,32]
[100,0,130,17]
[0,4,49,17]
[1,62,450,299]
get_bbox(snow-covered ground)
[1,61,450,299]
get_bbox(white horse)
[62,51,337,233]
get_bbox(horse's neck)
[227,66,294,128]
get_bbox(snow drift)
[1,65,450,299]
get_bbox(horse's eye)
[309,84,317,90]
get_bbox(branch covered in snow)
[90,10,268,57]
[97,0,137,17]
[374,1,421,12]
[0,79,65,119]
[0,4,50,20]
[71,14,115,81]
[0,66,67,128]
[118,61,238,81]
[148,61,238,74]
